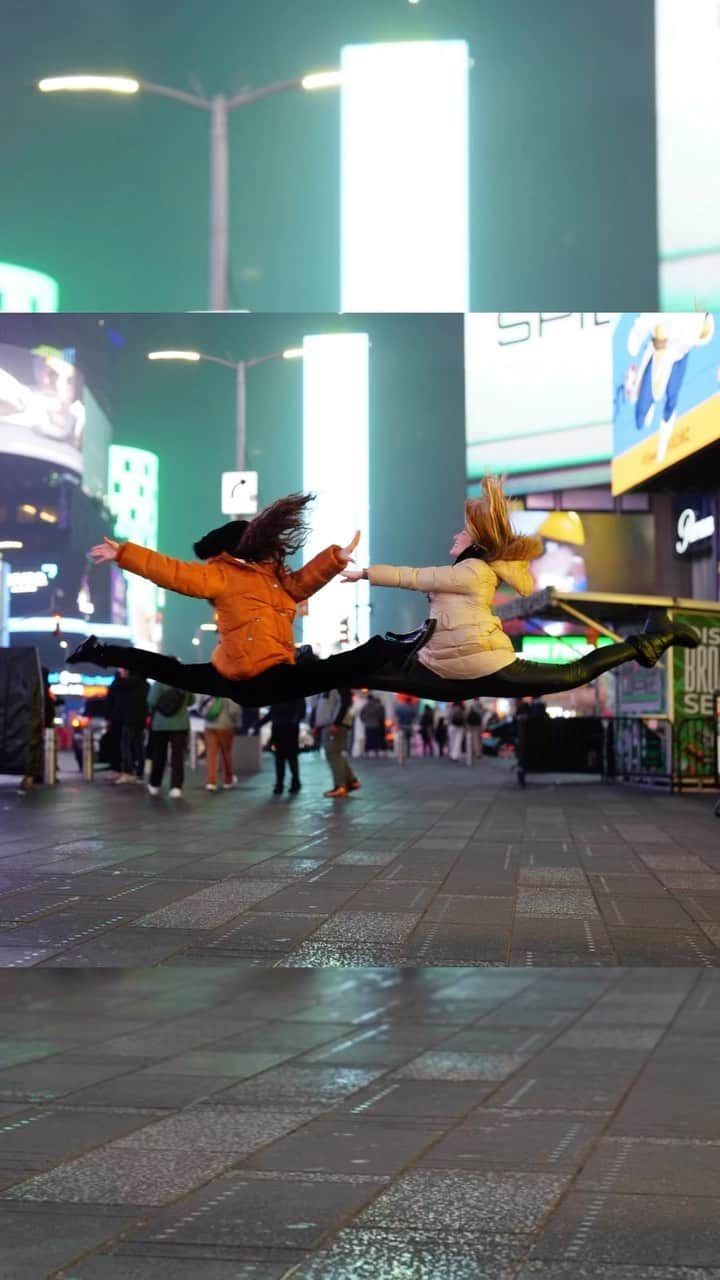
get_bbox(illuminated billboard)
[0,342,85,474]
[108,445,161,650]
[656,0,720,308]
[611,312,720,495]
[465,313,616,477]
[507,509,656,596]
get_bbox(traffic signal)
[339,617,350,644]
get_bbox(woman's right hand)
[340,568,365,583]
[88,537,120,564]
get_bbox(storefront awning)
[495,588,720,643]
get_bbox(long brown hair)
[237,492,315,569]
[464,475,542,562]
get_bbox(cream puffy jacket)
[368,556,535,679]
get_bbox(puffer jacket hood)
[490,558,536,596]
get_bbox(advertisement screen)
[656,0,720,308]
[465,313,616,477]
[612,312,720,495]
[505,509,656,597]
[0,342,86,475]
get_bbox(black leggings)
[97,635,642,707]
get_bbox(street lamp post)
[147,346,303,476]
[37,71,341,310]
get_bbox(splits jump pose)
[69,481,699,704]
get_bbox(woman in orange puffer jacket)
[68,493,411,703]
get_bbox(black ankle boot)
[384,618,437,670]
[67,635,108,667]
[629,618,700,668]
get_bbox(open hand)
[341,568,365,583]
[88,537,120,564]
[339,530,361,563]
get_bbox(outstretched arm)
[281,530,361,602]
[343,560,479,594]
[89,538,227,600]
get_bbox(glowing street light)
[37,69,341,310]
[147,346,304,472]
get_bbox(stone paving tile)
[137,880,292,930]
[290,1228,529,1279]
[516,889,601,919]
[62,1259,292,1279]
[576,1137,720,1196]
[126,1171,386,1250]
[112,1107,317,1155]
[3,1146,237,1205]
[0,1203,142,1279]
[394,1050,526,1082]
[529,1192,720,1268]
[607,931,720,967]
[422,1110,606,1171]
[518,1265,720,1278]
[597,897,697,930]
[213,1065,383,1108]
[354,1168,569,1235]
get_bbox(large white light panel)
[656,0,720,307]
[341,41,469,312]
[302,333,370,657]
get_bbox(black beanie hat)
[193,520,249,561]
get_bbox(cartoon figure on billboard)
[533,511,588,592]
[624,312,715,463]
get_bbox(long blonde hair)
[464,475,543,563]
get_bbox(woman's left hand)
[339,530,361,563]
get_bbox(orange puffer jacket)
[116,542,345,679]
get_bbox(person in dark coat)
[113,670,149,783]
[259,697,307,796]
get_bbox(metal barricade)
[601,716,673,790]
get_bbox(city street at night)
[1,755,718,970]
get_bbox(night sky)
[3,0,657,312]
[0,312,466,657]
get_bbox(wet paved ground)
[0,965,716,1279]
[0,753,718,968]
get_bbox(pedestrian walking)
[258,697,306,796]
[435,714,449,757]
[448,701,466,761]
[111,669,149,784]
[313,688,361,798]
[360,692,386,756]
[394,694,419,759]
[199,695,240,791]
[419,702,436,756]
[147,676,194,797]
[466,698,485,760]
